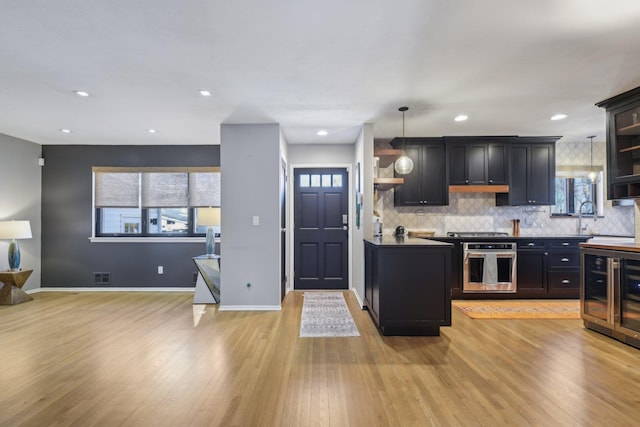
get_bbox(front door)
[294,168,348,290]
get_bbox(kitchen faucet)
[577,200,596,235]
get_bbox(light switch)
[253,216,260,226]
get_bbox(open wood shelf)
[618,122,640,136]
[374,149,404,167]
[449,184,509,193]
[374,177,404,191]
[619,144,640,153]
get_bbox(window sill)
[89,237,206,243]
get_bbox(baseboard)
[350,288,365,309]
[27,287,194,294]
[219,304,281,311]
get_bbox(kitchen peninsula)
[364,236,452,336]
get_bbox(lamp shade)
[0,220,32,240]
[197,208,221,227]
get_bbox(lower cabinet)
[516,238,586,298]
[364,239,452,335]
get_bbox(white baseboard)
[27,287,194,294]
[218,304,281,311]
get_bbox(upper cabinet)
[496,137,559,206]
[391,137,448,206]
[596,86,640,199]
[446,137,509,186]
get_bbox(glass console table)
[192,255,220,304]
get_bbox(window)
[551,168,604,217]
[93,167,220,238]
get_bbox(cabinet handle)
[528,242,535,247]
[562,242,569,246]
[489,179,493,183]
[561,280,570,284]
[465,180,469,184]
[561,258,570,262]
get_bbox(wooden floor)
[1,291,639,427]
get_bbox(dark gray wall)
[41,145,220,288]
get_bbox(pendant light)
[587,135,600,183]
[394,106,414,175]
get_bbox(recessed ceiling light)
[454,114,468,122]
[74,91,89,97]
[317,130,328,136]
[147,129,157,134]
[550,114,568,121]
[60,129,72,133]
[198,90,212,97]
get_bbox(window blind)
[141,172,189,207]
[189,172,221,207]
[94,172,139,207]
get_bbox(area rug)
[299,292,360,337]
[452,300,581,319]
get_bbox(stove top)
[446,231,510,237]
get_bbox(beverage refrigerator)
[581,247,640,349]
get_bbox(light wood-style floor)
[1,291,638,427]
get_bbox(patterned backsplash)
[374,139,634,237]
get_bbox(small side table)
[0,269,34,305]
[193,255,220,304]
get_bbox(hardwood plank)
[0,291,638,426]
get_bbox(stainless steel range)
[446,232,517,293]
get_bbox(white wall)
[287,143,354,164]
[0,134,42,290]
[220,124,281,309]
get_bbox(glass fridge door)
[582,253,610,321]
[620,258,640,332]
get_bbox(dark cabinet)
[517,240,547,295]
[447,138,509,186]
[596,86,640,199]
[496,138,558,206]
[364,238,452,336]
[391,137,448,206]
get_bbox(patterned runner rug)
[453,300,581,319]
[299,292,360,337]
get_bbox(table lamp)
[0,220,32,270]
[197,208,220,256]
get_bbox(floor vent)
[93,272,111,285]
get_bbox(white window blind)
[141,172,189,207]
[189,172,221,207]
[95,172,139,207]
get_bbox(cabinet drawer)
[518,240,546,249]
[549,240,582,248]
[547,252,580,268]
[548,252,579,268]
[548,271,580,289]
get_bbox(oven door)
[464,247,517,293]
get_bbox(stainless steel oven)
[463,242,517,293]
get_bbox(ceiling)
[1,1,640,147]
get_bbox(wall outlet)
[252,216,260,226]
[157,266,163,275]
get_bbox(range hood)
[449,185,509,193]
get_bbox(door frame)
[287,163,353,293]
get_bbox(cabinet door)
[394,144,422,206]
[449,144,468,185]
[467,145,487,184]
[487,143,508,185]
[421,144,448,205]
[506,144,529,205]
[517,250,547,294]
[529,144,555,205]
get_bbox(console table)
[193,255,220,304]
[0,269,34,305]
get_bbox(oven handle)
[465,251,516,257]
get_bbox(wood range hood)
[449,185,509,193]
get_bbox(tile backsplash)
[374,139,634,237]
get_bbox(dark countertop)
[426,235,591,242]
[364,236,453,247]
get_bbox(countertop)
[364,236,453,247]
[580,239,640,253]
